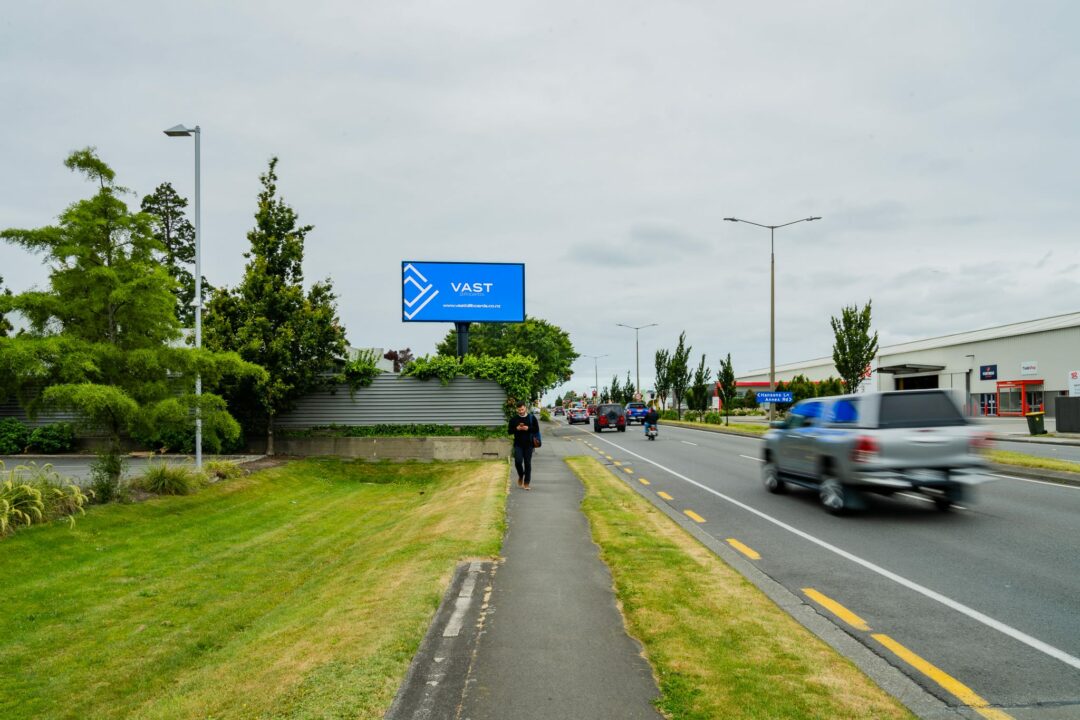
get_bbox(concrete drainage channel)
[385,560,498,720]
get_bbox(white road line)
[681,440,698,446]
[740,454,763,462]
[897,492,968,511]
[987,472,1080,490]
[575,426,1080,672]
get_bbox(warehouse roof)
[740,310,1080,378]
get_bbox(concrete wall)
[276,436,510,461]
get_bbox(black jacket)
[508,413,539,448]
[644,409,660,424]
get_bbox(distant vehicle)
[567,407,589,425]
[625,402,648,424]
[554,406,565,416]
[586,405,597,417]
[762,390,992,514]
[594,403,627,433]
[646,424,658,440]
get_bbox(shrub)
[703,412,722,424]
[135,463,201,496]
[89,451,125,504]
[28,423,76,453]
[683,410,701,422]
[203,460,244,482]
[660,410,680,421]
[0,418,30,455]
[539,409,552,422]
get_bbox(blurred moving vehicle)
[594,403,627,432]
[625,402,648,425]
[567,407,590,425]
[645,424,658,440]
[762,390,991,514]
[553,406,565,416]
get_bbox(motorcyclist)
[644,404,660,436]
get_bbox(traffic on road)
[551,413,1080,717]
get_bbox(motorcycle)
[645,423,658,440]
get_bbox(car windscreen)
[877,392,966,429]
[627,403,645,409]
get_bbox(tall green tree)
[435,317,577,402]
[716,353,737,425]
[668,332,693,420]
[831,300,879,393]
[686,354,711,415]
[140,182,212,327]
[623,371,635,404]
[653,349,671,410]
[0,149,258,487]
[0,275,12,337]
[609,374,622,405]
[204,157,348,454]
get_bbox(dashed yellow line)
[622,467,633,474]
[726,538,761,560]
[613,461,622,467]
[638,478,651,485]
[657,491,673,501]
[872,634,1015,720]
[684,509,706,523]
[802,588,870,631]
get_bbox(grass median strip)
[989,449,1080,475]
[567,455,913,720]
[1,458,506,720]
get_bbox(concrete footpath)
[387,425,661,720]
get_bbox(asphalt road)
[557,420,1080,719]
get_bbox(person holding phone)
[507,402,540,490]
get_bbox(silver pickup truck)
[762,389,992,514]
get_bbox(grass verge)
[662,419,771,436]
[567,456,914,720]
[989,449,1080,475]
[1,457,506,719]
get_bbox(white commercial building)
[736,311,1080,417]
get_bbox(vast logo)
[402,263,439,320]
[451,282,494,295]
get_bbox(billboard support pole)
[455,322,471,358]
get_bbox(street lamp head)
[807,216,822,221]
[724,217,739,222]
[164,124,195,137]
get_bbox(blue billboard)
[402,261,525,323]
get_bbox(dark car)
[586,405,597,417]
[625,402,648,424]
[554,406,565,416]
[567,407,589,424]
[762,390,991,514]
[594,403,627,432]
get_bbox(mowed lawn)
[1,458,506,720]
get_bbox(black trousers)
[514,444,534,484]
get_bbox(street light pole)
[164,124,203,470]
[724,216,821,422]
[615,323,657,398]
[582,354,608,400]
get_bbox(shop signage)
[1069,370,1080,397]
[1020,360,1038,376]
[979,364,997,380]
[402,261,525,323]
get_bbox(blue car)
[624,402,648,425]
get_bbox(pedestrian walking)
[507,402,540,490]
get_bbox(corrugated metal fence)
[275,374,507,428]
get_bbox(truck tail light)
[852,436,879,463]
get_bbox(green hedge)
[0,419,76,454]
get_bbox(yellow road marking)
[638,478,651,485]
[872,634,1014,720]
[605,455,613,460]
[657,491,673,501]
[802,588,870,631]
[613,461,622,466]
[726,538,761,560]
[684,509,706,523]
[623,467,633,474]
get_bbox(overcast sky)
[3,2,1078,402]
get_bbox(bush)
[28,423,76,453]
[703,412,722,424]
[135,463,201,496]
[203,460,244,482]
[660,410,680,421]
[539,409,552,422]
[0,418,30,455]
[89,451,125,504]
[0,461,89,537]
